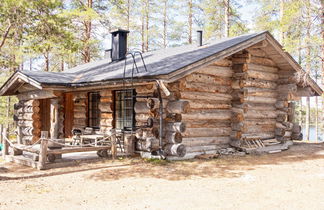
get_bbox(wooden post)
[2,128,9,159]
[288,102,295,123]
[111,129,117,160]
[0,124,3,144]
[50,98,59,139]
[38,139,48,170]
[17,126,22,144]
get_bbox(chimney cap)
[110,28,130,34]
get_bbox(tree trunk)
[145,0,149,52]
[305,96,310,141]
[188,0,193,44]
[224,0,230,38]
[163,0,167,48]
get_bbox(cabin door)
[64,93,74,138]
[39,99,51,136]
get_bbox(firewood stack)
[14,99,41,144]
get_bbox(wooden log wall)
[73,92,87,130]
[99,90,113,134]
[175,59,233,155]
[14,99,41,144]
[231,47,294,143]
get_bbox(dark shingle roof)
[21,31,266,86]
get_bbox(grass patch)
[145,158,172,165]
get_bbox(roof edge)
[0,71,43,96]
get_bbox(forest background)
[0,0,323,140]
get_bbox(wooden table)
[80,134,105,146]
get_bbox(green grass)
[145,158,172,165]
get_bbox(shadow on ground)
[1,142,323,181]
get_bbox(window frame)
[87,92,101,129]
[114,89,136,131]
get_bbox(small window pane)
[88,92,101,128]
[114,89,135,130]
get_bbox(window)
[114,89,135,130]
[88,92,101,128]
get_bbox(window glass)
[115,89,135,130]
[88,92,101,128]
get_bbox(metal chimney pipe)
[197,30,203,46]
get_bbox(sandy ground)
[0,142,324,210]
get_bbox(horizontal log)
[242,132,275,140]
[276,114,287,122]
[165,122,186,133]
[244,63,278,73]
[197,65,233,77]
[136,137,159,152]
[213,59,232,67]
[244,110,277,119]
[165,113,182,122]
[74,112,86,119]
[17,113,40,120]
[135,113,153,122]
[275,101,288,109]
[277,84,297,93]
[100,119,114,127]
[17,120,41,129]
[186,145,222,153]
[142,127,159,139]
[164,144,186,157]
[233,103,276,112]
[185,73,232,86]
[245,70,279,81]
[232,55,276,67]
[99,103,113,113]
[179,81,232,93]
[182,110,232,121]
[100,90,112,97]
[134,101,151,113]
[165,132,182,144]
[17,106,40,114]
[241,96,277,104]
[101,113,113,119]
[182,136,230,146]
[186,120,231,128]
[188,100,231,110]
[243,88,278,98]
[180,91,232,102]
[73,92,87,99]
[23,100,40,107]
[100,96,113,103]
[73,118,87,126]
[18,90,56,101]
[183,127,231,137]
[240,79,277,89]
[135,84,155,94]
[166,100,189,114]
[246,48,266,57]
[275,128,285,136]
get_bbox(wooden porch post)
[38,138,48,170]
[16,126,22,144]
[50,98,59,139]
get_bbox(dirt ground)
[0,142,324,210]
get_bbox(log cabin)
[0,30,322,159]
